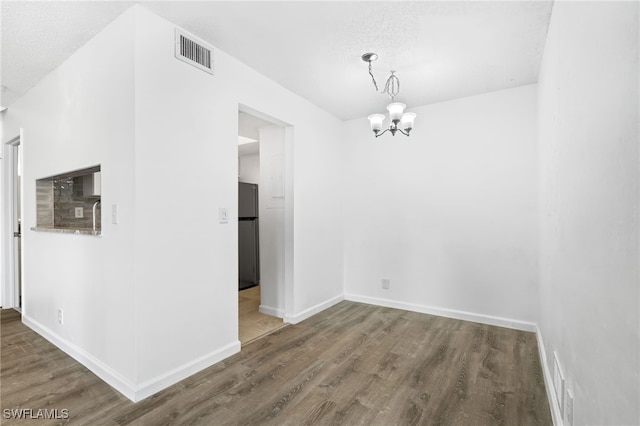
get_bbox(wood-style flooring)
[239,286,287,345]
[1,302,552,425]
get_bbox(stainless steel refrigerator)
[238,182,260,290]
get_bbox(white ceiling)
[1,1,553,120]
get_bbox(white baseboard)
[259,304,284,318]
[22,314,241,403]
[284,294,344,324]
[135,340,240,402]
[21,296,554,417]
[22,314,138,401]
[536,325,563,426]
[344,293,537,332]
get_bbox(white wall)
[343,85,539,328]
[133,8,240,388]
[0,122,4,307]
[2,5,345,401]
[239,153,259,184]
[229,44,345,323]
[258,126,286,316]
[132,6,344,390]
[2,10,138,390]
[0,150,2,307]
[538,2,639,425]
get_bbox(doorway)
[237,107,291,345]
[2,136,22,310]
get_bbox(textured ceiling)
[1,1,134,108]
[1,1,553,120]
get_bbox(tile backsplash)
[36,180,54,227]
[36,166,101,232]
[52,175,101,230]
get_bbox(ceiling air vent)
[174,29,213,75]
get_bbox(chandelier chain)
[382,71,400,101]
[368,60,379,92]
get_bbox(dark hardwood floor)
[1,302,552,425]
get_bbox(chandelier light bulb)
[386,102,406,123]
[401,113,416,131]
[367,114,385,132]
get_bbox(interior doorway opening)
[2,136,22,310]
[237,107,292,345]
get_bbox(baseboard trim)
[344,293,537,332]
[21,297,553,416]
[259,304,284,318]
[22,314,241,403]
[22,314,138,401]
[536,325,563,426]
[284,294,344,324]
[135,340,241,402]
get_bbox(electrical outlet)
[382,278,390,290]
[57,309,64,325]
[553,352,565,416]
[74,207,83,218]
[565,388,574,426]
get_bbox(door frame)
[2,132,22,309]
[238,104,294,321]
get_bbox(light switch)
[75,207,84,218]
[219,208,229,224]
[565,388,574,426]
[112,204,118,224]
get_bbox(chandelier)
[362,53,416,137]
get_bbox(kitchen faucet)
[92,199,101,234]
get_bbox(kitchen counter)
[31,226,101,236]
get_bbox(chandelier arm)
[397,128,410,137]
[375,128,390,138]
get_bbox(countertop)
[31,226,101,236]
